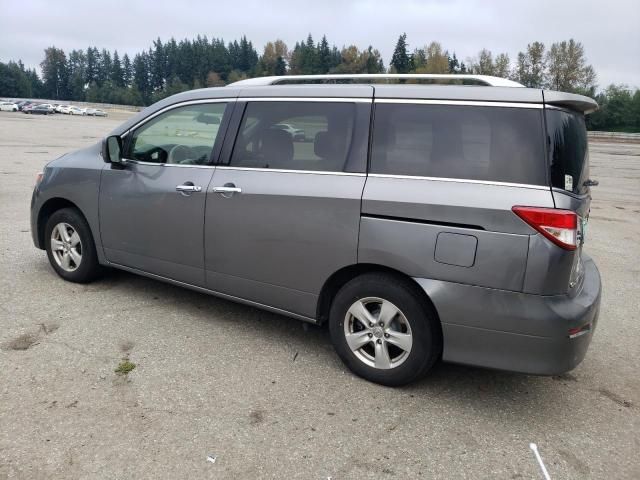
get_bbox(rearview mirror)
[102,135,123,164]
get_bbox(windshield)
[546,109,589,195]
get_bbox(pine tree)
[302,34,317,74]
[150,38,165,91]
[99,49,112,85]
[111,50,124,87]
[317,35,332,74]
[390,33,411,73]
[122,54,133,87]
[133,52,151,102]
[448,52,460,73]
[67,49,86,100]
[275,56,286,75]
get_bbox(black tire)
[44,208,102,283]
[329,273,442,386]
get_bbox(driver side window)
[126,102,228,165]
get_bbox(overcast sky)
[1,0,638,89]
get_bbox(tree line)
[0,33,638,131]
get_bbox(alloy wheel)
[50,222,82,272]
[343,297,413,369]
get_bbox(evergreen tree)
[111,50,124,87]
[99,49,112,85]
[228,40,241,72]
[150,38,165,91]
[0,61,33,97]
[390,33,411,73]
[67,49,87,100]
[133,52,151,102]
[275,56,287,75]
[85,47,100,85]
[448,52,460,73]
[238,36,258,73]
[302,34,317,74]
[317,35,332,74]
[122,54,133,87]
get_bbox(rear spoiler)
[543,90,598,114]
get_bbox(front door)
[99,101,231,286]
[204,98,371,318]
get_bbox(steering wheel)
[167,145,194,164]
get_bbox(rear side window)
[546,109,589,195]
[230,102,357,172]
[370,103,547,185]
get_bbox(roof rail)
[228,74,524,88]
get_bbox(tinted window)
[546,109,589,195]
[371,103,547,185]
[127,103,227,165]
[230,102,356,172]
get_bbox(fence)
[588,131,640,143]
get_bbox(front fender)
[30,143,106,263]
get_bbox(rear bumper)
[415,255,601,375]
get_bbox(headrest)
[261,128,294,164]
[314,130,345,159]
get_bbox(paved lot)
[0,110,639,479]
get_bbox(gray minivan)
[31,74,601,386]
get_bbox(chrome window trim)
[215,166,366,176]
[123,98,234,138]
[374,98,544,109]
[544,104,583,115]
[240,97,372,103]
[551,187,591,200]
[120,158,216,169]
[367,173,549,190]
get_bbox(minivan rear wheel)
[329,273,441,386]
[44,208,102,283]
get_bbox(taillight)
[512,206,578,250]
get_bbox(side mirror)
[102,135,123,164]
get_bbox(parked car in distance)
[30,74,602,386]
[26,105,51,115]
[56,105,71,113]
[92,109,108,117]
[16,100,32,111]
[68,106,86,116]
[0,101,19,112]
[33,103,55,113]
[271,122,306,141]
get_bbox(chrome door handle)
[175,184,202,193]
[212,186,242,195]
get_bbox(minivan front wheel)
[329,273,442,386]
[45,208,102,283]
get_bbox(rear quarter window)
[370,103,547,185]
[545,109,589,195]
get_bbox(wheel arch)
[36,198,88,249]
[316,263,442,329]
